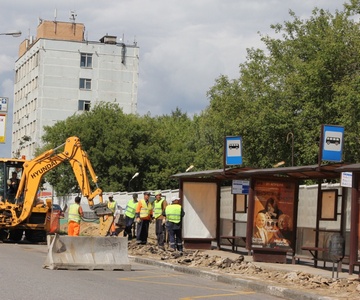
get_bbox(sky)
[0,0,346,157]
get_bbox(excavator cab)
[0,158,24,204]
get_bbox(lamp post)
[273,161,285,168]
[128,172,139,191]
[286,132,294,167]
[0,31,22,37]
[185,165,194,172]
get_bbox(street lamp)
[286,132,294,167]
[128,172,139,191]
[273,161,285,168]
[185,165,194,172]
[0,31,22,37]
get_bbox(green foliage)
[39,103,196,195]
[201,1,360,168]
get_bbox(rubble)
[125,238,360,298]
[62,221,360,299]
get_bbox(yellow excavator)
[0,136,130,270]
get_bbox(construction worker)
[124,193,138,240]
[153,190,167,250]
[7,171,20,203]
[135,191,153,245]
[163,196,185,252]
[68,196,84,236]
[106,193,117,236]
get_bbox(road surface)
[0,242,283,300]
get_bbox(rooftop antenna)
[69,10,77,22]
[54,8,57,22]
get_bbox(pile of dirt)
[61,221,360,299]
[126,239,360,298]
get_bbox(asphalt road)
[0,242,283,300]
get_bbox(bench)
[299,246,329,267]
[220,236,249,254]
[301,246,328,259]
[353,261,360,277]
[299,246,344,273]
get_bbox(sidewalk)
[131,248,359,300]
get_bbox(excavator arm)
[9,136,113,235]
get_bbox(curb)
[131,256,335,300]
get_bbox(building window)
[80,53,92,68]
[79,78,91,90]
[78,100,91,111]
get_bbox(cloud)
[0,55,17,75]
[0,1,346,120]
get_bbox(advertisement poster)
[252,179,296,251]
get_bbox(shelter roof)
[171,163,348,181]
[236,163,347,180]
[335,163,360,172]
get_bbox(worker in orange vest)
[68,196,84,236]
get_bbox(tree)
[202,1,360,168]
[38,104,197,195]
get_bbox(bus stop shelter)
[172,163,353,268]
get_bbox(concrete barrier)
[43,234,131,271]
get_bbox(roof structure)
[335,163,360,172]
[236,163,347,180]
[171,163,348,181]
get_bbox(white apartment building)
[12,20,139,159]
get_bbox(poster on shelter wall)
[252,179,296,251]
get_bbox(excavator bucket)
[43,234,131,271]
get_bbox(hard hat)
[171,196,180,203]
[155,190,161,196]
[109,192,114,198]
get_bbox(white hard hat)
[171,196,180,202]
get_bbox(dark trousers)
[124,216,135,240]
[166,222,183,251]
[155,219,166,247]
[136,220,150,244]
